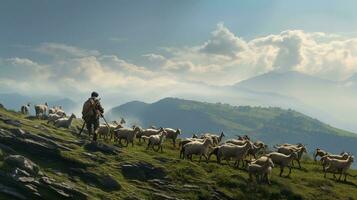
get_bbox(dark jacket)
[82,97,104,121]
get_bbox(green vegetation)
[0,105,356,199]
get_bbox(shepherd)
[81,91,104,141]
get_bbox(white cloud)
[148,24,357,83]
[35,43,100,57]
[199,23,248,57]
[3,23,357,100]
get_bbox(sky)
[2,0,357,108]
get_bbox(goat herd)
[19,102,355,185]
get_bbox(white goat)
[314,148,329,161]
[247,141,267,159]
[54,113,76,128]
[98,122,123,140]
[20,103,30,115]
[164,128,181,147]
[179,137,205,158]
[142,129,167,152]
[137,127,162,143]
[34,103,48,119]
[217,141,253,168]
[200,132,225,146]
[47,113,63,124]
[321,153,349,171]
[247,156,274,184]
[276,145,307,168]
[49,106,66,117]
[225,139,248,146]
[182,138,213,162]
[266,152,298,177]
[114,126,141,147]
[324,155,354,181]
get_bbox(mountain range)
[231,71,357,132]
[108,97,357,161]
[0,93,78,114]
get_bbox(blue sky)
[1,0,357,63]
[1,1,357,106]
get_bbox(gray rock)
[10,128,26,136]
[39,177,88,200]
[24,184,39,194]
[0,143,17,154]
[121,162,167,181]
[3,119,21,127]
[183,184,200,190]
[16,176,36,183]
[152,193,176,200]
[84,142,121,155]
[4,155,40,176]
[98,175,121,191]
[69,168,121,192]
[14,168,31,177]
[82,152,106,163]
[0,183,26,200]
[0,128,67,160]
[0,156,88,200]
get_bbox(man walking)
[82,91,104,141]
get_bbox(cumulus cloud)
[0,57,50,81]
[3,23,357,101]
[199,23,248,57]
[35,43,100,58]
[147,24,357,83]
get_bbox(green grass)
[0,106,356,200]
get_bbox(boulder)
[69,168,121,192]
[4,155,40,176]
[39,176,88,200]
[0,183,26,200]
[98,175,121,191]
[3,119,21,127]
[0,128,66,159]
[10,128,26,136]
[81,152,106,163]
[84,142,121,155]
[121,162,166,181]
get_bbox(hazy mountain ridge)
[108,97,357,159]
[232,71,357,132]
[0,93,78,114]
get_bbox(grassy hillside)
[0,104,357,200]
[108,98,357,157]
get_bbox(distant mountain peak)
[345,73,357,82]
[234,70,334,90]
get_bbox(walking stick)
[78,121,86,135]
[101,113,110,127]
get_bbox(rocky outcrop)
[121,162,167,181]
[0,128,71,159]
[69,168,121,191]
[4,155,40,176]
[0,154,88,200]
[0,114,21,127]
[84,142,121,155]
